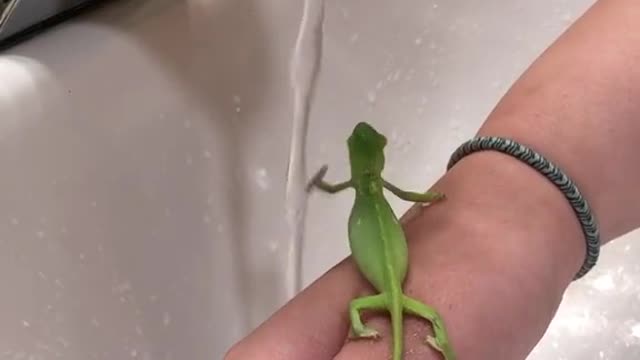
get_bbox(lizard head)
[347,122,387,176]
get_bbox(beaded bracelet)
[447,136,600,280]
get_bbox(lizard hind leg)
[402,295,456,360]
[348,294,387,340]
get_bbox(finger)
[225,258,372,360]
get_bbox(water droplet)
[22,320,30,327]
[202,150,212,159]
[349,33,359,43]
[255,168,270,190]
[57,337,70,348]
[268,240,279,252]
[391,69,402,81]
[591,273,615,291]
[163,312,171,326]
[340,7,350,19]
[367,91,377,104]
[10,217,19,225]
[415,37,423,45]
[113,281,132,294]
[202,214,211,224]
[404,68,416,81]
[36,231,45,239]
[232,95,241,104]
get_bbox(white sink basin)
[1,0,638,359]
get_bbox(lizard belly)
[348,195,408,292]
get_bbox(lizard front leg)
[402,295,456,360]
[382,180,445,203]
[307,165,352,193]
[348,294,387,339]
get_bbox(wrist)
[441,147,585,286]
[398,150,586,358]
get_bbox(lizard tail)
[390,293,403,360]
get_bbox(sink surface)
[1,0,639,359]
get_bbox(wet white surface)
[1,0,639,359]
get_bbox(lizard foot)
[419,193,446,211]
[425,335,444,351]
[305,165,329,192]
[349,326,381,340]
[402,295,456,360]
[419,191,446,206]
[348,294,386,341]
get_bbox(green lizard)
[307,122,456,360]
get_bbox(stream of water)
[284,0,326,300]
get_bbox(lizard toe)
[349,327,380,340]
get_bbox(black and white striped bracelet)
[446,136,600,280]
